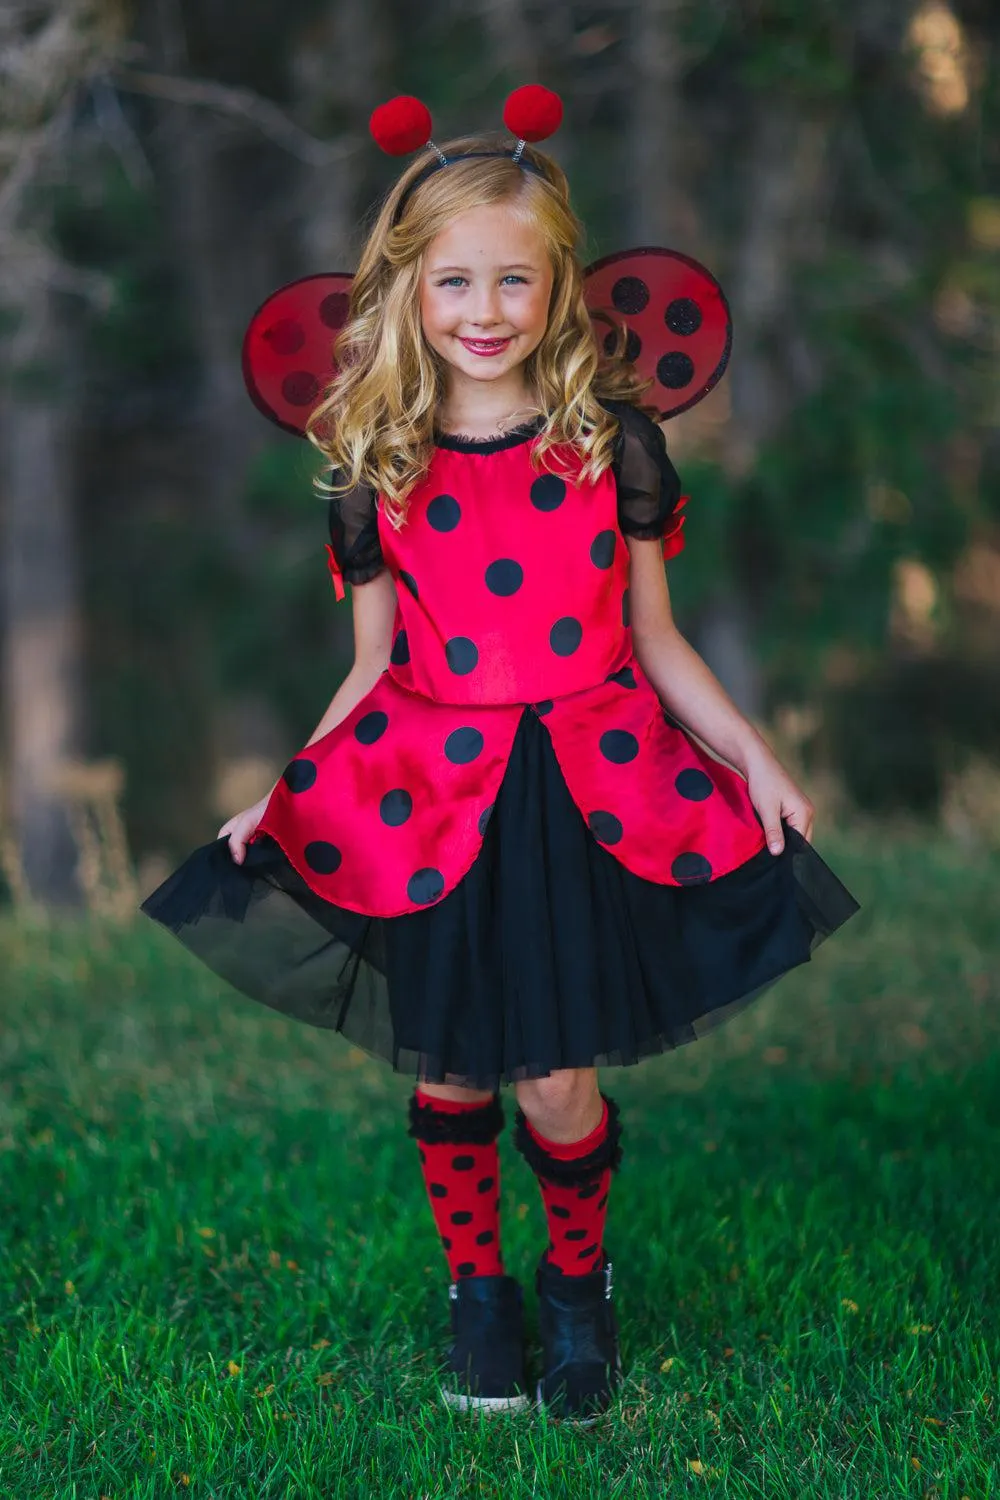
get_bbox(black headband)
[393,150,547,223]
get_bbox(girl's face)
[419,203,554,392]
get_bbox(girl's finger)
[755,801,784,854]
[783,800,813,844]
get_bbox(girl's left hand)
[743,750,815,855]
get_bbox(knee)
[515,1068,599,1133]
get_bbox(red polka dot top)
[252,401,767,917]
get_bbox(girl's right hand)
[218,795,271,865]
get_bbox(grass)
[1,827,999,1497]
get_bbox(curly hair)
[306,130,655,531]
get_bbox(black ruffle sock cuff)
[512,1092,623,1187]
[407,1089,505,1146]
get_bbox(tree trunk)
[0,292,84,907]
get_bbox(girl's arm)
[626,536,814,854]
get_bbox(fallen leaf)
[311,1339,331,1350]
[841,1299,859,1313]
[660,1357,674,1373]
[317,1373,335,1386]
[196,1227,216,1239]
[226,1360,241,1377]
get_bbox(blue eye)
[436,275,529,288]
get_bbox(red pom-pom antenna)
[369,95,433,156]
[502,84,563,143]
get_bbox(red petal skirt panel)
[141,707,859,1089]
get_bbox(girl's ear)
[583,247,732,420]
[241,273,355,437]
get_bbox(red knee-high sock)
[513,1094,623,1276]
[408,1086,505,1281]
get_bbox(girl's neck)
[437,373,540,440]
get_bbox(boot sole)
[440,1386,531,1414]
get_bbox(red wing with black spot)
[583,247,732,419]
[241,272,353,437]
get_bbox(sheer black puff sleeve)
[326,469,385,588]
[604,400,685,552]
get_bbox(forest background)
[1,0,998,909]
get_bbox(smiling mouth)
[460,337,513,355]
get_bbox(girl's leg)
[512,1068,621,1275]
[408,1080,506,1280]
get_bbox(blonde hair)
[307,130,654,530]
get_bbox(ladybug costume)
[142,88,858,1091]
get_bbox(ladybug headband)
[371,84,563,223]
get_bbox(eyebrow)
[429,263,539,274]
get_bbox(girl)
[143,88,858,1424]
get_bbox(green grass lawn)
[2,828,999,1498]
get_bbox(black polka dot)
[548,1240,556,1253]
[265,318,305,356]
[657,351,696,390]
[590,530,616,569]
[485,559,523,596]
[390,630,410,665]
[419,1148,427,1163]
[622,588,630,628]
[576,1244,600,1260]
[475,1230,495,1245]
[600,729,639,764]
[477,804,494,836]
[665,297,702,336]
[597,1193,608,1211]
[282,759,317,793]
[457,1261,476,1275]
[533,699,554,716]
[605,666,636,690]
[281,371,320,406]
[672,851,713,885]
[550,617,583,655]
[427,493,461,531]
[675,768,714,801]
[445,637,478,675]
[450,1210,473,1226]
[430,1183,447,1198]
[611,276,649,315]
[407,867,445,904]
[565,1228,588,1241]
[355,710,388,744]
[550,1204,571,1219]
[451,1155,475,1171]
[577,1183,601,1199]
[319,291,350,329]
[444,727,484,764]
[530,475,566,511]
[304,841,341,874]
[399,569,418,598]
[380,789,412,826]
[495,1198,501,1213]
[477,1176,495,1193]
[443,1236,452,1249]
[588,810,623,845]
[603,328,642,363]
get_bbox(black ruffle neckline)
[432,415,545,454]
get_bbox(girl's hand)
[218,795,271,865]
[743,750,815,855]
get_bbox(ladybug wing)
[241,273,354,437]
[583,247,732,419]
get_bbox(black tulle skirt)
[141,707,859,1089]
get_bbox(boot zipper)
[449,1282,458,1301]
[604,1261,613,1300]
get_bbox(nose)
[468,283,503,328]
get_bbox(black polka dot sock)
[408,1086,505,1281]
[513,1093,623,1276]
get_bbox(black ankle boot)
[440,1273,531,1413]
[535,1252,623,1421]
